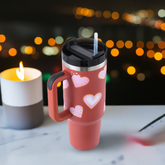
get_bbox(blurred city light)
[81,27,94,38]
[42,46,59,56]
[55,36,64,44]
[103,10,111,18]
[160,23,165,31]
[34,37,42,45]
[127,66,136,75]
[48,38,56,46]
[125,40,133,49]
[110,70,119,78]
[154,52,162,61]
[146,41,154,49]
[8,48,17,57]
[147,50,155,58]
[158,41,165,49]
[31,52,39,59]
[106,40,114,48]
[162,50,165,58]
[42,73,51,81]
[95,11,102,18]
[111,48,119,57]
[106,74,111,83]
[136,48,144,56]
[152,36,161,44]
[24,46,33,54]
[112,12,119,20]
[147,9,154,18]
[0,34,6,43]
[136,41,144,48]
[160,66,165,75]
[154,20,163,29]
[158,9,165,18]
[137,73,145,81]
[54,66,61,73]
[57,82,61,88]
[0,45,2,51]
[116,40,124,48]
[138,10,148,18]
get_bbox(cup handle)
[47,70,72,122]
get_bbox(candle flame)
[16,61,25,81]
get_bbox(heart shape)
[70,105,83,118]
[63,80,69,89]
[98,65,107,79]
[72,74,89,88]
[83,92,102,109]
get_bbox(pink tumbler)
[47,38,107,150]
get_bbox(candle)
[0,62,44,129]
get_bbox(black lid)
[62,38,107,67]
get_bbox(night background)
[0,0,165,105]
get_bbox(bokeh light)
[31,52,39,59]
[160,66,165,75]
[160,23,165,31]
[112,12,119,20]
[136,41,144,48]
[110,70,119,78]
[106,74,111,83]
[42,73,51,81]
[0,34,6,43]
[125,40,133,49]
[95,11,102,18]
[34,37,42,45]
[48,38,56,46]
[146,41,154,49]
[158,9,165,18]
[147,50,155,58]
[106,40,114,48]
[54,66,61,73]
[25,46,33,54]
[42,46,59,56]
[127,66,136,75]
[0,45,2,51]
[111,48,119,57]
[81,27,94,38]
[158,41,165,49]
[8,48,17,57]
[162,50,165,58]
[154,20,163,29]
[154,52,163,61]
[137,73,145,81]
[55,36,64,44]
[147,9,154,18]
[103,10,111,18]
[1,49,9,58]
[98,38,102,42]
[75,14,82,19]
[57,82,61,88]
[136,48,144,56]
[153,36,161,44]
[116,40,124,48]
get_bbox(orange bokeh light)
[147,50,155,58]
[112,12,119,20]
[125,40,133,49]
[154,52,162,61]
[48,38,56,46]
[8,48,17,57]
[162,50,165,58]
[0,45,2,51]
[111,48,119,57]
[136,41,144,48]
[155,20,163,29]
[103,10,111,18]
[146,41,154,49]
[158,41,165,49]
[0,34,6,43]
[106,40,114,48]
[136,48,144,56]
[116,40,124,48]
[34,37,42,45]
[95,11,102,18]
[161,23,165,31]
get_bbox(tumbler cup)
[47,38,107,150]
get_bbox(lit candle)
[0,61,44,129]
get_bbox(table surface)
[0,105,165,165]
